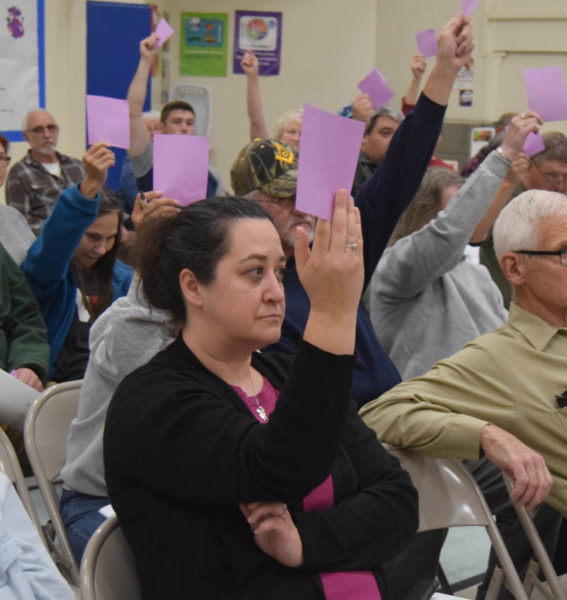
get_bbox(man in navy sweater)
[231,14,473,407]
[231,15,473,406]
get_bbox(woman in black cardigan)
[103,192,418,599]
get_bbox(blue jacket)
[264,93,446,407]
[23,184,132,376]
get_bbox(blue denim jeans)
[59,489,109,564]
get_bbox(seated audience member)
[60,192,178,563]
[480,130,567,307]
[127,34,224,197]
[104,193,418,599]
[0,134,35,265]
[5,110,116,235]
[351,106,403,196]
[119,110,163,219]
[22,143,132,383]
[370,112,539,380]
[461,112,517,177]
[240,50,302,152]
[0,470,75,599]
[231,13,474,408]
[361,188,567,583]
[0,243,48,402]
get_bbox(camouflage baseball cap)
[231,139,298,198]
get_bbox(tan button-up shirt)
[361,303,567,515]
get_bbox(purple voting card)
[462,0,479,17]
[155,18,174,48]
[416,29,437,57]
[295,104,364,221]
[153,134,209,206]
[523,131,545,157]
[523,67,567,122]
[86,95,130,149]
[358,68,395,111]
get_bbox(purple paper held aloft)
[358,68,395,111]
[416,29,437,57]
[295,104,364,221]
[86,95,130,149]
[155,18,174,48]
[153,134,209,206]
[523,131,545,157]
[523,66,567,122]
[462,0,480,17]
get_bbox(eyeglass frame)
[25,124,59,135]
[535,164,567,187]
[513,248,567,266]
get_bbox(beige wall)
[8,0,567,196]
[162,0,378,188]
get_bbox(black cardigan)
[104,337,418,599]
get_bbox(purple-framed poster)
[233,10,282,76]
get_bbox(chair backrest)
[169,83,212,138]
[80,514,141,600]
[386,447,530,600]
[24,380,83,584]
[0,427,46,545]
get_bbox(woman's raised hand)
[295,189,363,355]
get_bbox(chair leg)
[436,563,453,595]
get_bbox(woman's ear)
[499,251,527,286]
[179,268,204,306]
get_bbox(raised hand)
[80,142,115,199]
[295,189,363,355]
[436,13,474,73]
[410,54,427,80]
[351,94,374,124]
[240,50,259,77]
[499,110,542,161]
[240,502,303,567]
[140,33,159,60]
[131,191,180,230]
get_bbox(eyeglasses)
[514,248,567,266]
[26,124,59,135]
[537,168,567,187]
[0,156,11,165]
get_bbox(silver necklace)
[249,395,268,422]
[245,370,268,422]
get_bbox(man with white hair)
[361,188,567,516]
[5,110,87,234]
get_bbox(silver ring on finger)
[344,243,358,251]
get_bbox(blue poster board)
[87,1,152,189]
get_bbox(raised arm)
[403,54,427,109]
[470,110,541,243]
[241,50,270,141]
[356,13,474,290]
[23,143,115,292]
[374,111,541,300]
[127,34,159,158]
